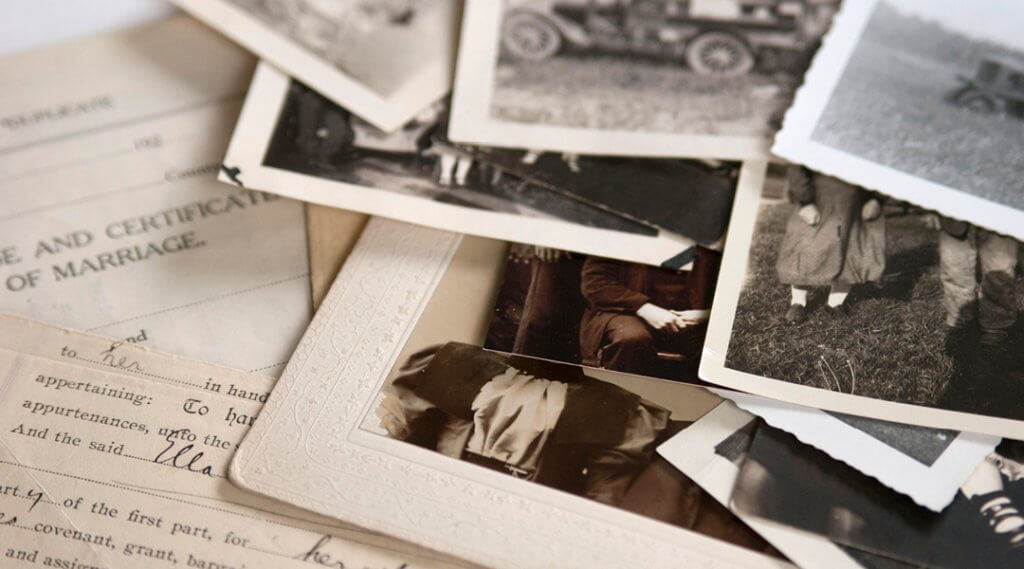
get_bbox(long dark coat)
[775,166,886,287]
[578,250,720,366]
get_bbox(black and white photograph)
[170,0,460,130]
[450,0,839,159]
[721,391,1000,511]
[224,61,746,266]
[485,244,721,382]
[658,402,903,569]
[373,341,779,557]
[732,423,1024,568]
[699,162,1024,438]
[773,0,1024,241]
[469,146,738,245]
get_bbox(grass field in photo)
[812,4,1024,208]
[491,55,797,136]
[726,201,1024,419]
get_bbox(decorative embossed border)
[231,218,789,569]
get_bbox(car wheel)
[957,91,999,114]
[502,12,562,60]
[685,31,755,76]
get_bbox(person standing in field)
[777,166,886,323]
[937,218,1019,347]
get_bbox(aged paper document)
[0,314,472,569]
[0,17,311,376]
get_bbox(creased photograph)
[773,0,1024,241]
[169,0,460,130]
[450,0,839,159]
[700,161,1024,438]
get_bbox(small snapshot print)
[262,82,655,235]
[774,0,1024,240]
[467,147,739,245]
[657,402,880,569]
[732,425,1024,569]
[486,244,721,383]
[225,63,727,266]
[722,390,1000,511]
[701,162,1024,438]
[451,0,839,158]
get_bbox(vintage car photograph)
[490,0,839,137]
[946,54,1024,119]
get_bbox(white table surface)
[0,0,177,57]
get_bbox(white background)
[0,0,175,56]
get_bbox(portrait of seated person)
[579,248,720,381]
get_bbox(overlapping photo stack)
[171,0,1024,567]
[3,1,1022,568]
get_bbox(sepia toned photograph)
[732,424,1024,568]
[224,62,731,267]
[170,0,460,130]
[700,162,1024,438]
[232,227,789,569]
[485,244,721,382]
[450,0,839,159]
[372,342,778,557]
[774,0,1024,241]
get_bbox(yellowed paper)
[0,17,310,376]
[0,314,473,568]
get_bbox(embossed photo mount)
[230,218,789,569]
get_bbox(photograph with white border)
[222,62,754,267]
[449,0,839,160]
[719,390,1000,511]
[700,161,1024,439]
[169,0,460,131]
[230,219,792,569]
[773,0,1024,241]
[732,421,1024,568]
[658,401,901,569]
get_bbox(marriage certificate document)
[0,16,310,376]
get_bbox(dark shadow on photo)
[261,80,659,235]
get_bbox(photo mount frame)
[230,218,791,569]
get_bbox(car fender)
[505,4,594,48]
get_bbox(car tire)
[685,31,755,76]
[502,12,562,60]
[956,90,999,114]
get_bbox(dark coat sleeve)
[580,257,650,313]
[688,247,721,310]
[939,216,970,239]
[787,166,816,206]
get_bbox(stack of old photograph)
[2,1,1023,568]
